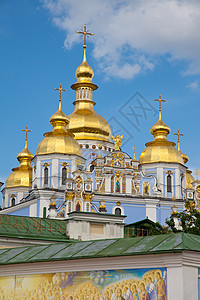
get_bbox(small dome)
[186,170,195,189]
[180,151,189,164]
[36,133,82,156]
[139,106,183,165]
[150,119,170,139]
[36,99,82,157]
[5,142,33,188]
[139,142,184,164]
[5,167,32,188]
[75,48,94,84]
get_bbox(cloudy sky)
[1,0,200,202]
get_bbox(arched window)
[90,165,94,172]
[181,175,183,195]
[11,197,15,206]
[167,174,172,192]
[62,167,67,185]
[44,167,48,186]
[115,207,121,215]
[75,202,81,212]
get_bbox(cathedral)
[1,26,200,300]
[0,26,198,227]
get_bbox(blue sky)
[1,0,200,201]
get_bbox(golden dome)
[5,141,34,188]
[69,47,112,141]
[180,151,189,164]
[75,48,94,83]
[36,98,82,157]
[139,96,183,165]
[68,101,112,141]
[186,170,195,189]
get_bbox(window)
[43,207,47,218]
[115,207,121,215]
[11,197,15,206]
[167,174,172,192]
[90,165,94,172]
[62,167,67,185]
[44,167,48,186]
[181,175,184,195]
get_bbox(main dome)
[68,101,112,141]
[36,97,82,157]
[68,47,112,142]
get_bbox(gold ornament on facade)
[196,185,200,194]
[112,134,123,151]
[115,171,121,178]
[116,201,121,206]
[62,162,68,167]
[82,193,93,202]
[112,152,125,167]
[132,145,137,162]
[43,162,49,168]
[75,175,82,184]
[97,144,102,158]
[65,192,75,201]
[166,170,172,175]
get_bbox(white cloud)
[42,0,200,79]
[187,80,199,90]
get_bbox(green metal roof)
[1,232,200,265]
[0,215,70,242]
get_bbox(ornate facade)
[1,27,198,225]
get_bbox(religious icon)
[116,180,120,193]
[143,182,149,195]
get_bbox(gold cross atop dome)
[54,84,66,110]
[77,24,94,48]
[154,94,166,120]
[174,129,183,152]
[22,125,32,145]
[55,84,66,101]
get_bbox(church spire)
[174,129,183,152]
[154,94,166,121]
[150,94,170,141]
[71,24,97,90]
[174,129,188,164]
[50,83,69,132]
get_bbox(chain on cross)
[22,125,32,142]
[77,24,93,48]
